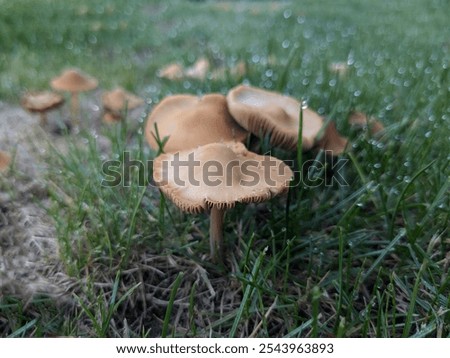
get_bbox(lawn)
[0,0,449,337]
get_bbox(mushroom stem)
[209,206,225,263]
[39,112,48,126]
[70,92,80,124]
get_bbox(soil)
[0,96,114,300]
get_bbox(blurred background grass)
[0,0,449,337]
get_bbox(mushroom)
[226,85,324,151]
[21,91,64,125]
[101,87,144,122]
[184,57,210,80]
[349,111,384,135]
[153,141,293,262]
[0,151,11,172]
[315,121,349,156]
[157,63,184,80]
[50,68,98,122]
[145,93,248,153]
[329,62,349,76]
[211,60,246,80]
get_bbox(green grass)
[1,0,449,337]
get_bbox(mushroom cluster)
[20,67,144,130]
[145,83,374,263]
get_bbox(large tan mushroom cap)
[153,142,293,214]
[0,151,11,172]
[145,93,248,153]
[50,68,98,92]
[226,85,324,151]
[102,87,144,112]
[21,91,64,113]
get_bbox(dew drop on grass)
[329,79,336,87]
[373,163,382,169]
[403,176,411,183]
[353,90,361,97]
[282,40,290,49]
[425,131,432,138]
[301,100,308,110]
[297,16,305,24]
[251,54,260,64]
[283,9,292,19]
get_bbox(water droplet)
[251,54,260,64]
[265,69,273,77]
[283,9,292,19]
[373,163,382,169]
[403,176,411,183]
[297,16,305,24]
[329,79,337,87]
[354,90,361,97]
[425,131,432,138]
[301,100,308,110]
[403,161,411,167]
[282,40,290,49]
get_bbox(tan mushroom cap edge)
[145,93,248,153]
[21,91,64,113]
[226,85,324,151]
[153,142,293,214]
[102,87,144,112]
[51,68,98,92]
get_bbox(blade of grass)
[229,249,265,337]
[161,272,184,338]
[402,258,428,337]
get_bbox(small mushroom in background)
[315,121,349,156]
[210,60,247,80]
[21,91,64,126]
[184,57,210,80]
[50,68,98,123]
[157,63,184,80]
[153,142,293,263]
[349,111,384,135]
[102,111,122,124]
[0,151,11,172]
[145,93,248,153]
[101,87,144,123]
[226,85,324,151]
[329,62,349,77]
